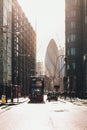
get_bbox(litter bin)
[1,95,6,103]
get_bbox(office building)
[0,0,36,97]
[12,0,36,96]
[65,0,87,98]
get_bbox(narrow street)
[0,97,87,130]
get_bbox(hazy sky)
[18,0,65,62]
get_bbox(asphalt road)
[0,97,87,130]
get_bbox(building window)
[72,62,75,70]
[70,34,76,42]
[71,48,75,55]
[67,64,70,70]
[71,21,76,29]
[67,34,76,43]
[76,0,81,6]
[67,49,70,56]
[67,48,75,56]
[71,0,77,5]
[67,36,70,43]
[71,0,80,6]
[71,10,76,17]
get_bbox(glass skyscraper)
[0,0,36,97]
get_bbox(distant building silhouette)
[45,39,65,92]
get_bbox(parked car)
[47,91,58,101]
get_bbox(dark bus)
[29,76,44,103]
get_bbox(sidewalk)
[58,97,87,106]
[0,97,29,107]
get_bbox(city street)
[0,96,87,130]
[0,1,87,130]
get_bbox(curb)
[0,98,29,107]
